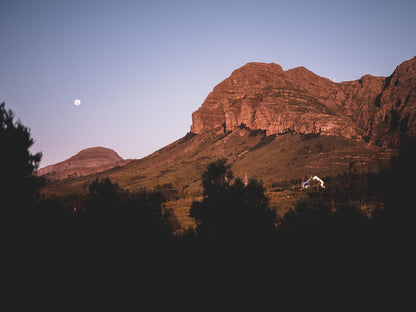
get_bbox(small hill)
[38,147,131,181]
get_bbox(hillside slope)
[43,129,392,197]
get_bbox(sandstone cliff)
[191,57,416,148]
[38,147,131,181]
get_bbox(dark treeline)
[3,102,414,306]
[33,178,180,250]
[0,103,179,266]
[2,102,415,284]
[2,101,415,252]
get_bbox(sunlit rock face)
[191,57,416,147]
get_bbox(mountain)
[192,56,416,148]
[43,57,415,201]
[38,147,132,181]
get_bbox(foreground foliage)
[1,102,415,255]
[190,158,277,244]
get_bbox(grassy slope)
[42,127,393,226]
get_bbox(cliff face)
[38,147,131,181]
[369,57,416,147]
[191,57,416,147]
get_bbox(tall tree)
[190,158,277,243]
[0,103,42,213]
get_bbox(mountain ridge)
[191,56,416,148]
[42,57,415,198]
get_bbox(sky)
[1,0,415,168]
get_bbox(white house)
[301,176,325,189]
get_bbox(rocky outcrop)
[191,57,416,148]
[38,147,131,181]
[368,57,416,147]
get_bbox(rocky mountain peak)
[68,146,123,162]
[38,147,130,182]
[191,57,416,148]
[231,62,284,73]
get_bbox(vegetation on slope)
[42,125,393,198]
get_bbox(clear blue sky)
[1,0,415,167]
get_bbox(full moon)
[74,99,81,106]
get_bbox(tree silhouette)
[201,158,233,198]
[369,136,416,243]
[1,103,42,210]
[84,177,121,218]
[120,188,180,244]
[79,177,180,248]
[190,158,277,244]
[278,190,332,241]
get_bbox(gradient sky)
[1,0,415,168]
